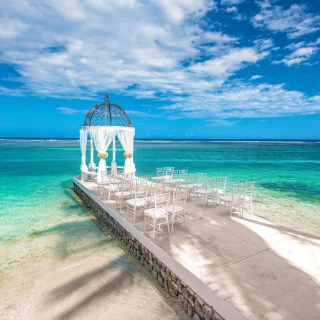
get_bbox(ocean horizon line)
[1,137,320,142]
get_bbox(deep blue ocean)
[1,139,320,240]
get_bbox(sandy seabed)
[0,200,188,320]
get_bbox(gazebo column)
[111,137,117,175]
[88,138,96,170]
[80,128,88,181]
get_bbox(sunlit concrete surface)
[80,178,320,320]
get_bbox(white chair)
[195,177,217,209]
[163,169,179,190]
[97,170,109,196]
[178,169,188,182]
[126,179,149,225]
[115,175,134,213]
[220,183,245,218]
[179,174,198,197]
[165,167,174,176]
[241,182,255,213]
[189,173,207,198]
[103,175,120,203]
[149,180,163,195]
[168,190,188,233]
[195,173,207,188]
[144,193,171,239]
[211,176,227,204]
[151,168,165,181]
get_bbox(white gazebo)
[79,94,136,182]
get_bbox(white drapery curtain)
[80,128,88,172]
[88,138,96,170]
[117,128,136,174]
[90,127,117,182]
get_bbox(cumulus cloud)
[281,47,318,66]
[226,6,238,13]
[0,0,320,122]
[161,81,320,119]
[252,1,320,39]
[189,47,262,79]
[279,39,320,66]
[250,75,262,80]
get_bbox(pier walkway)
[74,177,320,320]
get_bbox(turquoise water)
[1,139,320,241]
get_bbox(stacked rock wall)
[74,183,225,320]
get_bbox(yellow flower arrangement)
[98,152,108,159]
[124,152,133,158]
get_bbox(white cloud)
[285,41,305,51]
[206,119,238,126]
[221,0,243,5]
[250,75,262,80]
[161,81,320,119]
[279,38,320,66]
[254,38,274,52]
[281,47,318,66]
[0,0,260,103]
[56,107,87,115]
[252,2,320,39]
[200,31,238,43]
[189,47,262,79]
[0,0,220,100]
[0,0,320,122]
[226,6,237,13]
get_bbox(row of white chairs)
[96,172,188,239]
[95,169,256,239]
[151,171,228,209]
[220,182,255,217]
[151,167,256,216]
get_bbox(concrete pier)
[74,177,320,320]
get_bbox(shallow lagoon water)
[1,139,320,243]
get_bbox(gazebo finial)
[104,92,110,103]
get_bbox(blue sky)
[1,0,320,139]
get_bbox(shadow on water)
[35,186,188,320]
[28,186,113,258]
[47,257,135,320]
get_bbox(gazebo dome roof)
[83,93,132,127]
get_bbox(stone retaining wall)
[74,183,224,320]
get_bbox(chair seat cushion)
[196,188,215,195]
[220,195,242,203]
[135,190,147,196]
[166,178,185,184]
[180,183,202,189]
[144,208,167,218]
[115,191,131,198]
[166,205,184,213]
[103,185,118,190]
[126,198,147,207]
[151,176,165,181]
